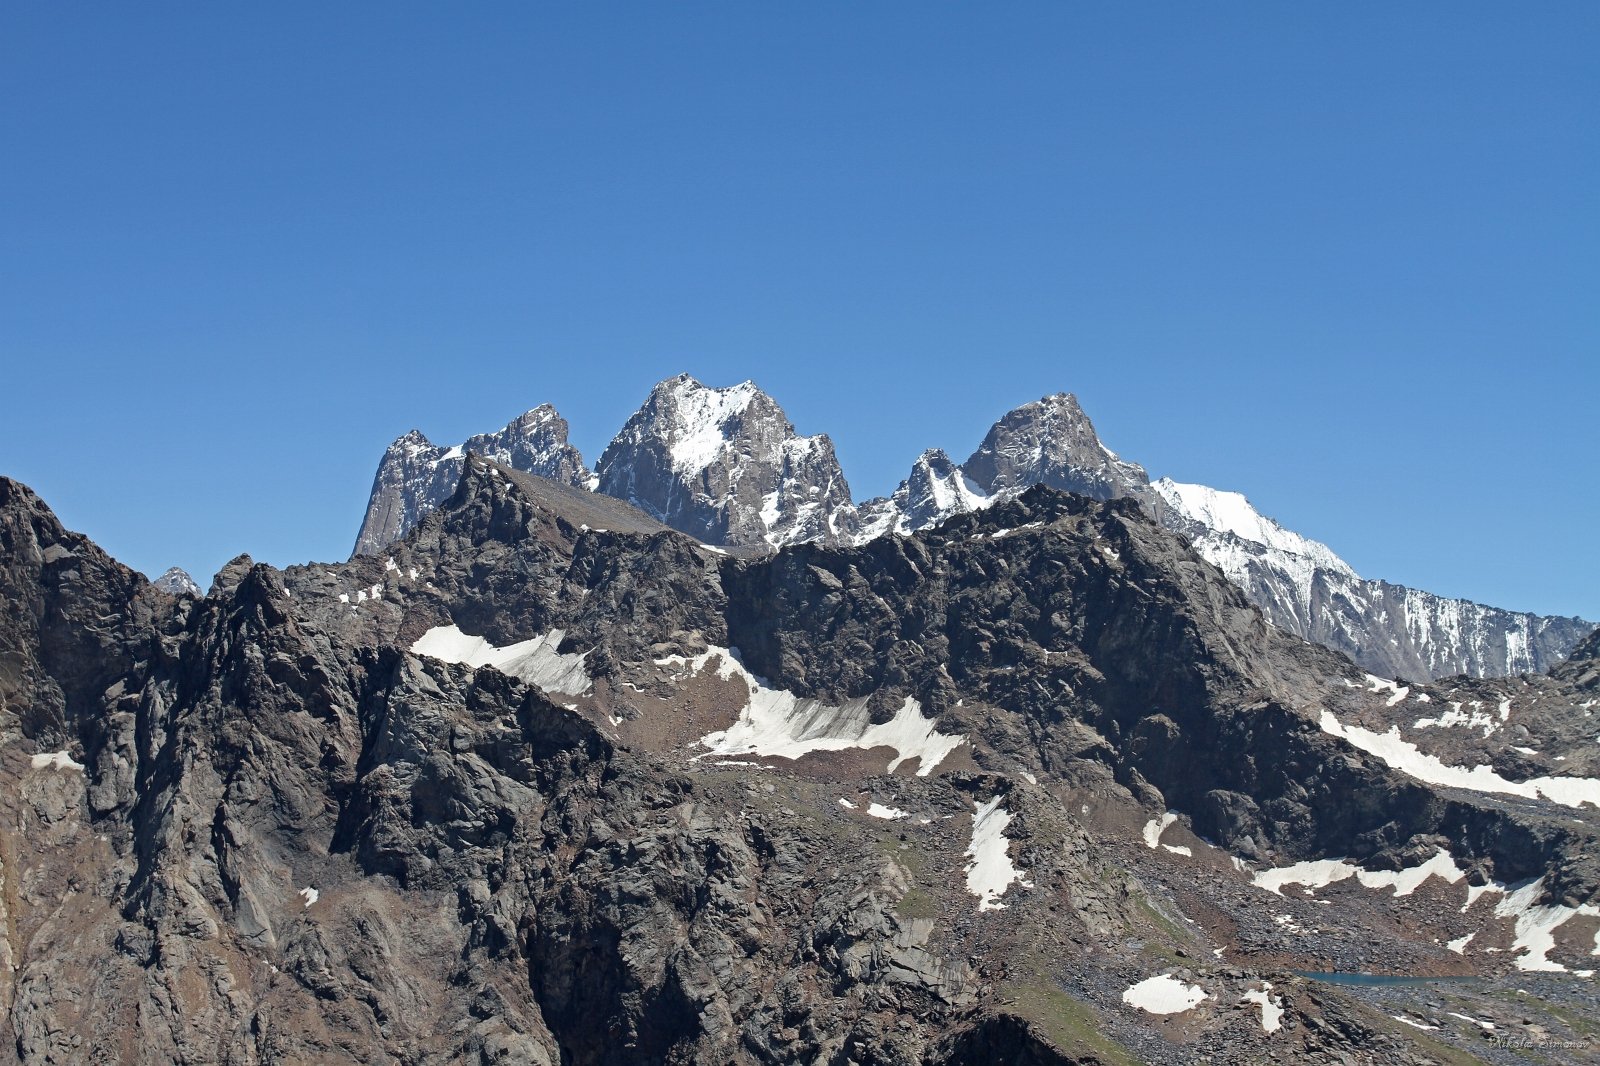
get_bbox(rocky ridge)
[353,403,591,557]
[353,378,1592,680]
[5,460,1600,1063]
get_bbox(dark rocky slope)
[3,462,1599,1064]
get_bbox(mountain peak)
[150,566,201,597]
[596,376,853,547]
[345,382,1594,680]
[1152,477,1356,579]
[352,406,591,557]
[896,449,991,530]
[962,393,1151,500]
[635,375,773,478]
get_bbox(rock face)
[852,449,992,540]
[149,566,200,597]
[961,392,1154,503]
[349,376,1593,679]
[5,460,1600,1063]
[595,374,854,547]
[352,404,591,557]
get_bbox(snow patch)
[867,803,908,820]
[964,796,1030,911]
[1121,974,1208,1015]
[1492,878,1600,973]
[1141,811,1193,856]
[1252,848,1466,898]
[1363,674,1410,706]
[1241,983,1283,1034]
[1391,1015,1438,1032]
[31,750,85,772]
[1414,700,1500,738]
[677,647,965,776]
[1319,710,1600,809]
[1142,812,1178,850]
[411,625,592,696]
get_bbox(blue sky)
[2,4,1595,620]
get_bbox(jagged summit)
[352,403,590,557]
[853,448,994,540]
[348,377,1594,678]
[961,392,1152,501]
[595,374,854,547]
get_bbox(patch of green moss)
[875,833,929,877]
[1005,975,1141,1066]
[1134,896,1185,944]
[1536,1001,1600,1041]
[894,886,940,920]
[1371,1014,1493,1066]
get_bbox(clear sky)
[2,4,1595,620]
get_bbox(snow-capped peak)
[1152,478,1356,578]
[901,449,992,525]
[596,375,854,547]
[655,375,764,476]
[151,566,202,597]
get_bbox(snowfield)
[411,624,593,697]
[666,647,966,776]
[964,795,1030,911]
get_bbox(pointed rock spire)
[963,393,1151,501]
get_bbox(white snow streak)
[1251,849,1466,898]
[1319,709,1600,809]
[672,647,965,776]
[1391,1015,1439,1032]
[964,796,1029,911]
[411,625,593,697]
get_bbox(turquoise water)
[1295,971,1478,987]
